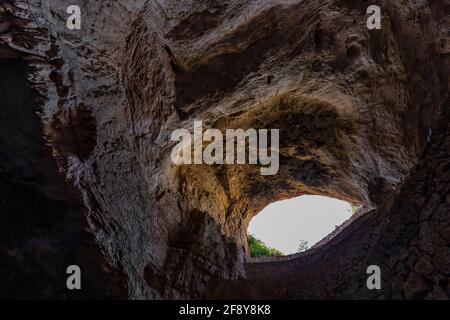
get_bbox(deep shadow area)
[0,60,126,299]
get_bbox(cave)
[247,195,356,255]
[0,0,449,300]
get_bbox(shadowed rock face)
[0,60,127,299]
[0,0,448,299]
[211,98,450,299]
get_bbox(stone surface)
[0,60,126,299]
[404,273,431,300]
[0,0,448,299]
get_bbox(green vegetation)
[350,204,360,214]
[247,234,283,257]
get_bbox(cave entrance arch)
[247,195,356,256]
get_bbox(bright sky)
[248,195,353,255]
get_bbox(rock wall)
[211,97,450,299]
[0,59,126,299]
[0,0,448,299]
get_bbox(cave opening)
[247,195,359,257]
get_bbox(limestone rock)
[0,0,448,299]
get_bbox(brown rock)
[433,248,450,274]
[403,273,432,300]
[425,286,448,300]
[420,194,440,221]
[414,256,435,277]
[0,0,448,300]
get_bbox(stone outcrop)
[0,0,448,299]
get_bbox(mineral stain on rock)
[0,0,448,300]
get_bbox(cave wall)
[0,0,448,299]
[0,60,126,299]
[211,97,450,300]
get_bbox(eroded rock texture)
[0,0,448,299]
[0,56,126,299]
